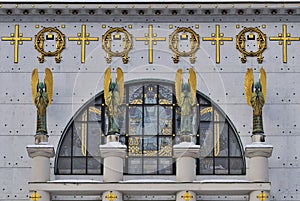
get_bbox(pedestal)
[27,143,55,201]
[26,143,55,182]
[245,142,273,182]
[100,141,127,182]
[173,142,200,182]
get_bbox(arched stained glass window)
[55,81,245,175]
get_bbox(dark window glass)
[55,82,245,175]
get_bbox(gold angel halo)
[116,67,124,104]
[44,68,53,106]
[175,68,183,105]
[31,68,39,105]
[244,68,254,106]
[104,67,111,103]
[188,68,196,105]
[259,67,266,101]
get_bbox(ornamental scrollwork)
[169,27,200,64]
[102,27,132,64]
[236,27,267,63]
[34,27,66,63]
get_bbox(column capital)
[245,143,273,158]
[100,142,127,158]
[173,142,200,158]
[26,144,55,158]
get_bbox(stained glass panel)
[128,136,142,156]
[159,106,172,135]
[145,84,157,104]
[143,158,158,174]
[143,136,158,156]
[129,84,143,104]
[128,106,142,135]
[158,137,172,156]
[88,106,102,121]
[159,85,173,104]
[144,106,158,135]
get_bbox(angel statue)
[175,68,197,141]
[104,67,124,136]
[244,68,266,135]
[31,68,53,144]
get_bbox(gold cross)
[181,191,193,201]
[269,24,300,63]
[202,24,233,63]
[29,191,41,201]
[1,24,32,63]
[68,24,99,63]
[135,24,166,64]
[105,191,117,201]
[257,191,268,201]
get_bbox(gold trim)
[1,24,32,63]
[136,24,166,64]
[102,27,132,64]
[105,191,117,201]
[236,27,267,63]
[181,191,193,201]
[257,191,268,201]
[202,24,233,63]
[34,27,65,63]
[269,24,300,63]
[169,27,199,64]
[214,111,220,157]
[81,111,87,157]
[29,191,41,201]
[68,25,99,63]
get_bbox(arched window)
[55,81,245,175]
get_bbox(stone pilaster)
[100,141,127,182]
[173,142,200,182]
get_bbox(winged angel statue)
[104,67,124,135]
[175,68,196,137]
[32,68,53,143]
[244,68,266,134]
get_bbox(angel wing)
[116,67,124,105]
[104,68,111,103]
[44,68,53,106]
[175,69,182,105]
[244,68,254,106]
[188,68,197,105]
[259,67,266,101]
[31,68,39,106]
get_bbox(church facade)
[0,1,298,201]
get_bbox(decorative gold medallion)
[68,24,99,63]
[181,191,193,201]
[269,24,300,63]
[105,191,117,201]
[169,27,199,63]
[257,191,268,201]
[29,191,41,201]
[236,27,267,63]
[202,24,233,63]
[102,27,132,64]
[34,27,66,63]
[1,24,32,63]
[136,24,166,64]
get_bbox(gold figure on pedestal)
[175,68,196,141]
[104,67,124,137]
[31,68,53,144]
[244,68,266,138]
